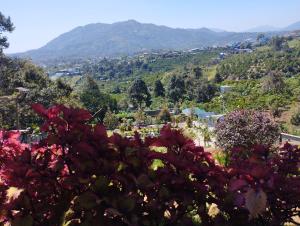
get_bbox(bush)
[103,110,119,130]
[0,104,298,226]
[291,110,300,126]
[215,109,280,150]
[157,107,172,123]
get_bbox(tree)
[270,102,281,119]
[0,11,14,51]
[270,36,284,51]
[167,76,185,103]
[195,82,217,103]
[214,73,223,83]
[153,80,165,97]
[103,109,119,130]
[157,107,172,123]
[80,76,117,122]
[262,71,285,93]
[291,110,300,126]
[215,110,280,150]
[118,98,129,111]
[185,76,217,103]
[0,58,74,129]
[193,66,203,78]
[128,78,151,109]
[199,126,213,147]
[134,108,147,126]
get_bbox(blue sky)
[2,0,300,53]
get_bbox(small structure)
[182,108,226,127]
[144,109,161,117]
[220,85,232,94]
[182,108,215,118]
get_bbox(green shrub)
[157,107,172,123]
[291,110,300,126]
[103,110,119,130]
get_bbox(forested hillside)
[52,35,300,134]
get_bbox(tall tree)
[193,66,203,79]
[167,76,185,103]
[270,36,284,51]
[154,80,165,97]
[80,76,117,121]
[128,78,151,109]
[195,82,217,103]
[214,73,223,83]
[0,12,14,51]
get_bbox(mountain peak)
[115,19,141,25]
[15,20,260,63]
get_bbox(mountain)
[208,27,227,32]
[283,21,300,31]
[245,25,279,33]
[245,21,300,33]
[15,20,262,63]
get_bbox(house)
[182,108,219,127]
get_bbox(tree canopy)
[128,78,151,109]
[167,76,185,103]
[80,76,117,122]
[0,57,74,129]
[153,80,165,97]
[0,11,14,51]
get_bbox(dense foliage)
[0,105,298,226]
[0,56,74,129]
[167,76,185,103]
[153,80,165,97]
[215,110,280,150]
[217,41,300,80]
[103,109,119,130]
[128,78,152,109]
[0,11,14,50]
[290,110,300,126]
[157,107,172,123]
[80,77,117,122]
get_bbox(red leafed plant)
[216,144,300,226]
[0,104,299,226]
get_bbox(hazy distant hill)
[284,21,300,31]
[245,21,300,32]
[15,20,267,62]
[246,25,279,33]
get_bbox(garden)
[0,104,299,226]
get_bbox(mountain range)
[14,20,299,63]
[245,21,300,32]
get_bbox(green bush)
[157,107,172,123]
[103,110,119,130]
[291,110,300,126]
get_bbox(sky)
[2,0,300,53]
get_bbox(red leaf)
[250,165,269,178]
[229,178,248,191]
[31,103,48,118]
